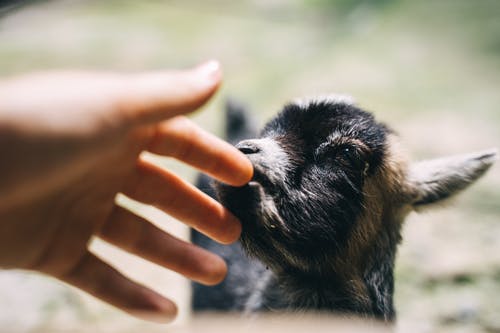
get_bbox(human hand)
[0,61,253,322]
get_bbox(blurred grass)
[0,0,499,332]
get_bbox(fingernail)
[132,301,178,323]
[235,156,254,186]
[202,255,228,286]
[134,311,177,324]
[219,213,242,245]
[195,59,221,81]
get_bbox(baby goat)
[192,96,497,321]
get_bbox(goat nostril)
[238,146,260,155]
[236,141,261,155]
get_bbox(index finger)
[147,116,253,186]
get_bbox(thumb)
[116,60,222,127]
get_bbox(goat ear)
[408,149,497,209]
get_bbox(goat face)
[215,96,497,277]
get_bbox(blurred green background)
[0,0,499,332]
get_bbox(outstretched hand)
[0,61,253,322]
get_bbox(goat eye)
[341,146,357,161]
[339,145,365,169]
[315,144,364,170]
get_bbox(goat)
[192,96,497,322]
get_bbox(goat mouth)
[249,166,275,191]
[248,180,261,187]
[215,176,279,228]
[214,181,264,216]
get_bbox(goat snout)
[236,140,261,155]
[236,138,290,186]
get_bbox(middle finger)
[122,157,241,245]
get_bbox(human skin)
[0,61,253,323]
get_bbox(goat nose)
[236,140,261,155]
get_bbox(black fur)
[193,97,397,319]
[192,97,496,322]
[223,101,389,271]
